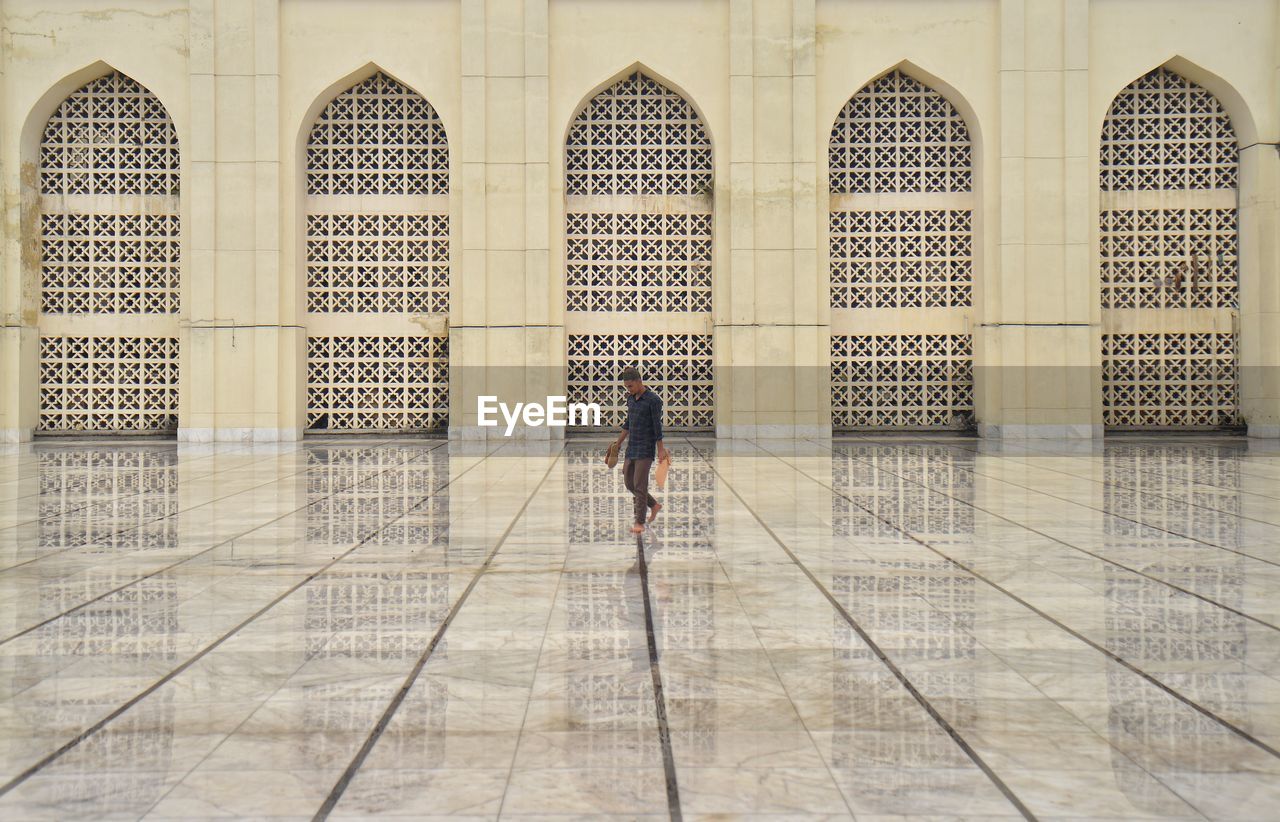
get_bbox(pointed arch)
[828,65,976,430]
[33,66,181,434]
[302,69,450,433]
[1099,63,1240,429]
[563,67,715,431]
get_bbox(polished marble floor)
[0,435,1278,819]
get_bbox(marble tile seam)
[314,447,564,821]
[0,440,487,801]
[682,437,1038,822]
[771,438,1280,763]
[0,443,446,649]
[634,532,682,822]
[841,437,1280,631]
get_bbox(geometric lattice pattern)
[307,336,449,431]
[829,70,972,196]
[829,71,974,429]
[306,72,448,197]
[565,212,712,312]
[829,209,972,309]
[565,71,712,198]
[567,334,714,430]
[38,336,179,433]
[306,72,449,431]
[1100,209,1238,309]
[1101,68,1239,429]
[1101,333,1238,428]
[40,213,181,314]
[38,72,181,434]
[306,213,449,313]
[40,72,180,198]
[831,335,973,429]
[1100,68,1237,192]
[565,71,712,315]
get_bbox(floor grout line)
[0,441,500,800]
[312,447,563,821]
[635,531,683,822]
[770,438,1280,761]
[687,440,1038,822]
[675,436,858,819]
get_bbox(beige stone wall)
[1,0,1276,441]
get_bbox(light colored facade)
[1,0,1277,442]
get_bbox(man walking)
[612,367,668,534]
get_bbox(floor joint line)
[688,440,1038,822]
[0,442,497,799]
[636,531,683,822]
[786,437,1280,761]
[312,446,563,821]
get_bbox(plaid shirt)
[622,388,663,460]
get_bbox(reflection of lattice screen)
[305,446,450,547]
[831,447,974,543]
[1102,333,1237,428]
[37,448,178,551]
[830,209,971,309]
[829,70,972,195]
[566,446,714,545]
[1100,209,1237,309]
[307,336,449,431]
[306,213,448,313]
[565,212,711,312]
[1101,69,1238,429]
[567,334,714,430]
[39,336,179,433]
[1102,443,1243,545]
[831,335,972,429]
[306,571,451,660]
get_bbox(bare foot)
[647,502,662,523]
[629,523,645,535]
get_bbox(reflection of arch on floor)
[564,71,715,431]
[829,69,976,431]
[304,71,450,433]
[38,71,181,434]
[1100,67,1240,430]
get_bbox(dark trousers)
[623,458,657,525]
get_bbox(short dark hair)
[619,366,641,382]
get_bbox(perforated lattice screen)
[1100,69,1239,428]
[38,72,181,434]
[831,335,973,429]
[565,72,713,430]
[306,73,449,431]
[39,337,179,432]
[307,336,449,432]
[567,335,714,430]
[829,71,973,429]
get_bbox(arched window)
[1100,68,1239,428]
[829,70,974,429]
[305,72,450,432]
[38,71,180,433]
[565,71,714,430]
